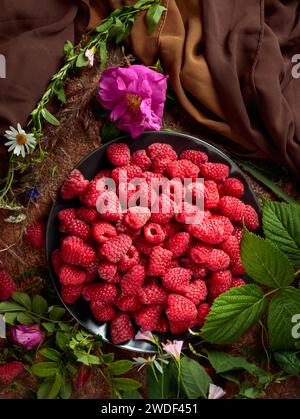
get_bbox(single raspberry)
[162,267,193,294]
[147,247,173,276]
[0,361,24,385]
[106,142,131,167]
[200,163,229,183]
[82,282,117,303]
[111,165,142,184]
[135,304,163,330]
[91,301,115,322]
[120,265,145,296]
[204,180,220,209]
[134,236,157,256]
[61,284,83,304]
[219,235,240,260]
[180,149,208,166]
[92,221,117,243]
[79,179,107,207]
[219,196,245,222]
[60,236,96,267]
[110,313,134,344]
[169,319,196,334]
[117,245,140,272]
[58,208,77,224]
[166,159,200,180]
[189,244,212,265]
[230,256,245,276]
[209,270,232,299]
[210,215,234,240]
[188,217,226,244]
[147,143,175,160]
[115,214,142,238]
[231,277,246,288]
[125,206,151,229]
[184,280,207,305]
[166,294,198,323]
[152,148,178,174]
[100,234,132,263]
[232,226,243,242]
[150,194,174,224]
[138,283,168,305]
[144,223,166,244]
[115,294,142,312]
[205,249,230,271]
[85,259,100,282]
[59,264,87,285]
[165,232,191,258]
[24,221,46,248]
[153,316,169,333]
[59,218,90,241]
[242,205,259,230]
[97,191,122,222]
[98,262,117,282]
[51,249,63,276]
[94,168,111,181]
[220,177,244,198]
[0,271,17,301]
[76,207,98,224]
[131,149,152,171]
[61,169,89,199]
[197,303,211,326]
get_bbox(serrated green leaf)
[56,331,70,351]
[49,306,65,321]
[41,108,60,126]
[99,41,107,70]
[274,351,300,375]
[146,4,167,34]
[37,381,52,399]
[12,292,31,310]
[76,52,89,68]
[16,312,34,324]
[0,301,25,312]
[42,322,55,333]
[31,362,58,377]
[4,312,18,325]
[241,228,294,288]
[32,295,48,316]
[112,377,141,391]
[39,348,61,362]
[180,356,212,399]
[107,360,133,376]
[263,201,300,266]
[201,285,268,344]
[268,287,300,351]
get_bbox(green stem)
[176,359,181,399]
[295,268,300,277]
[264,288,279,298]
[259,320,271,373]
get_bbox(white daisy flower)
[4,123,36,158]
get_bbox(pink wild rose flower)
[98,65,168,138]
[11,324,44,350]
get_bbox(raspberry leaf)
[32,295,48,316]
[268,287,300,351]
[12,292,32,310]
[262,201,300,267]
[201,285,268,344]
[241,228,294,288]
[273,351,300,375]
[180,356,212,399]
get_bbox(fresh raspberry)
[219,235,240,260]
[92,221,117,243]
[197,303,211,326]
[231,277,246,288]
[220,177,244,198]
[58,208,77,224]
[115,294,142,312]
[209,270,232,299]
[131,149,152,171]
[134,236,157,256]
[205,249,230,271]
[82,282,117,303]
[189,244,212,265]
[135,304,163,330]
[232,226,243,242]
[0,271,17,301]
[51,250,63,276]
[60,236,96,267]
[210,215,234,240]
[94,168,112,181]
[219,196,245,222]
[180,258,207,278]
[98,262,117,282]
[163,222,182,238]
[180,149,208,166]
[204,180,220,209]
[153,316,169,333]
[144,223,166,244]
[166,294,198,323]
[166,159,200,180]
[59,264,87,285]
[188,217,226,244]
[147,247,173,276]
[110,313,134,344]
[169,319,196,334]
[165,232,191,257]
[100,234,132,263]
[61,284,83,304]
[76,207,98,224]
[97,191,122,222]
[79,179,107,207]
[115,214,142,238]
[125,206,151,229]
[167,259,180,269]
[162,268,192,294]
[142,171,164,185]
[24,221,46,248]
[152,148,178,174]
[111,165,142,184]
[147,143,175,160]
[184,280,207,305]
[175,202,204,225]
[0,361,24,385]
[127,179,157,209]
[85,259,100,282]
[112,272,122,284]
[106,142,130,167]
[242,205,259,230]
[200,163,229,183]
[230,256,245,276]
[117,246,140,272]
[150,194,174,224]
[59,218,90,241]
[138,283,168,305]
[120,265,145,296]
[61,169,89,199]
[90,301,115,322]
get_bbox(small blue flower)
[27,186,40,199]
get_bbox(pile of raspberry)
[52,142,259,345]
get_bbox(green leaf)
[133,0,151,8]
[4,312,18,325]
[274,352,300,375]
[42,322,56,333]
[16,312,34,324]
[180,356,212,399]
[146,4,167,34]
[268,287,300,351]
[0,301,25,312]
[102,120,122,142]
[263,201,300,266]
[73,349,100,366]
[112,378,141,392]
[12,292,31,310]
[241,228,294,288]
[53,80,66,104]
[107,360,133,376]
[60,376,72,399]
[32,295,48,316]
[48,372,63,399]
[58,322,71,332]
[41,108,60,126]
[102,352,114,363]
[31,362,58,377]
[49,306,65,321]
[56,331,70,351]
[95,19,113,33]
[39,348,61,362]
[37,381,52,399]
[121,390,143,399]
[63,40,73,56]
[147,361,178,399]
[76,52,89,68]
[99,41,107,71]
[239,381,263,399]
[201,284,268,344]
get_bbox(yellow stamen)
[16,133,27,145]
[127,94,142,113]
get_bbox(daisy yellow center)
[16,133,27,145]
[127,94,142,113]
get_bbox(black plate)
[46,131,260,353]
